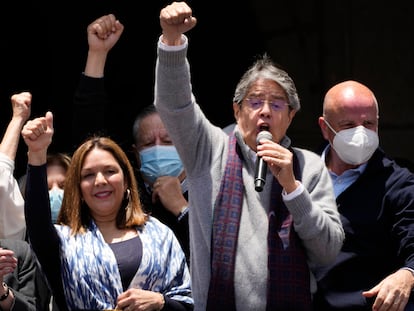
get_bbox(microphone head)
[256,130,273,145]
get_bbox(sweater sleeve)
[72,73,108,151]
[284,149,344,266]
[0,153,25,239]
[25,164,68,311]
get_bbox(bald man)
[313,80,414,311]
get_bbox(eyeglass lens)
[246,98,287,111]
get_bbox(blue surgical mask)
[139,145,184,185]
[49,187,64,224]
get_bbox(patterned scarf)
[207,133,311,310]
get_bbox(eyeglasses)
[245,98,289,112]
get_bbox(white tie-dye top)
[56,217,192,310]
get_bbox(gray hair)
[132,104,158,144]
[232,54,300,111]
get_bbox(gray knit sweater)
[154,36,344,311]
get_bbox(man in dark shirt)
[313,80,414,310]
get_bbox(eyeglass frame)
[242,97,290,112]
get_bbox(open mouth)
[259,125,269,132]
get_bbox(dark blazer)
[0,239,51,311]
[313,148,414,310]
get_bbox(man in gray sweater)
[155,2,345,310]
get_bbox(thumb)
[362,284,380,297]
[45,111,54,130]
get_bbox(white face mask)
[324,120,379,165]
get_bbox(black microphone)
[254,130,273,192]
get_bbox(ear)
[132,144,142,168]
[233,102,240,122]
[318,116,330,140]
[287,109,297,126]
